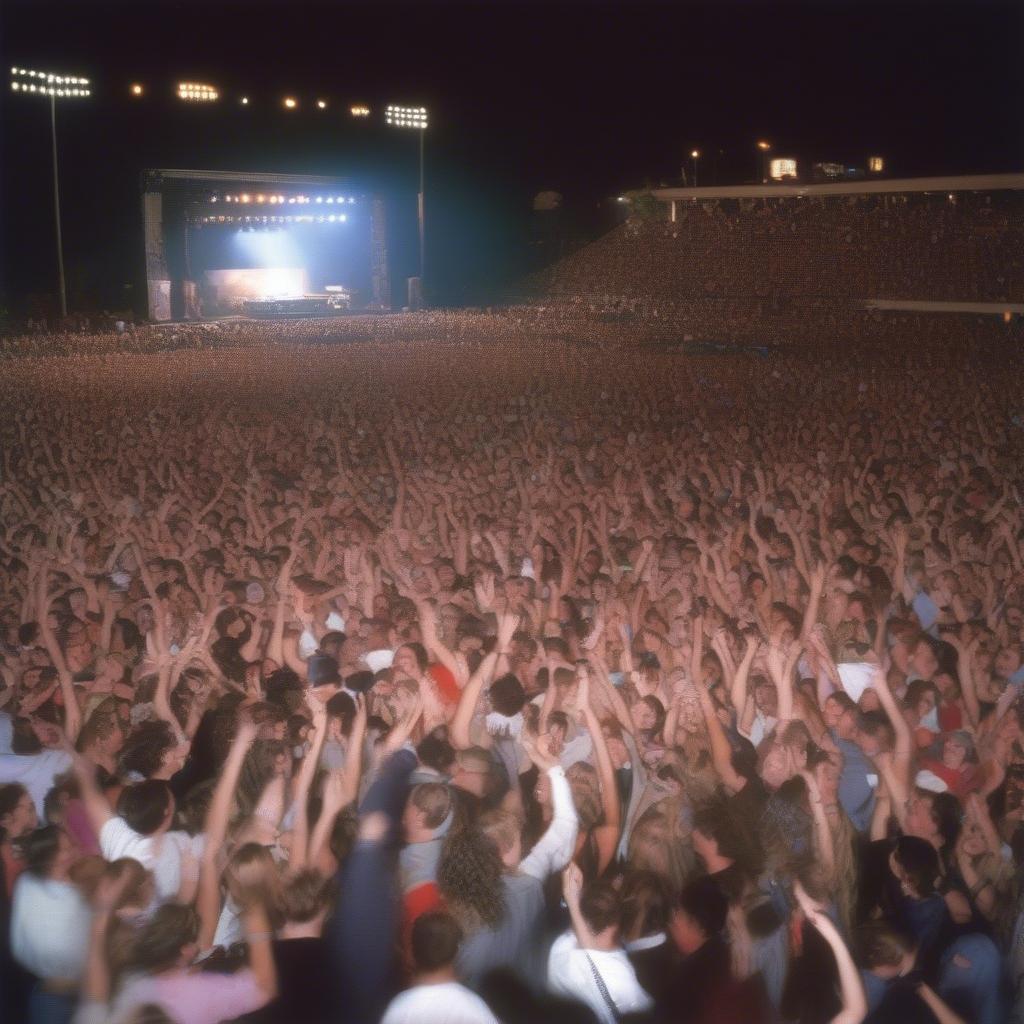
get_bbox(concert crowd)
[1,317,1024,1024]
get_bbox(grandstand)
[532,173,1024,346]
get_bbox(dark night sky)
[1,0,1022,310]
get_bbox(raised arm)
[794,882,867,1024]
[198,713,258,950]
[287,693,328,873]
[577,663,621,871]
[519,734,579,881]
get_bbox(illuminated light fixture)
[756,140,771,151]
[350,104,370,117]
[131,83,144,96]
[316,99,327,109]
[385,104,428,129]
[326,197,334,204]
[287,197,295,204]
[283,97,297,110]
[257,194,265,203]
[339,213,347,222]
[225,196,232,202]
[241,194,251,203]
[240,96,249,105]
[269,195,277,204]
[276,195,284,203]
[210,196,217,203]
[868,155,884,173]
[328,215,336,222]
[316,197,323,204]
[690,149,700,159]
[8,64,92,318]
[616,196,628,203]
[9,65,91,99]
[177,82,218,102]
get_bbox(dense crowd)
[536,189,1024,325]
[1,320,1024,1024]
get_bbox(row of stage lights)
[195,214,349,224]
[215,194,356,205]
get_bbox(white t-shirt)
[0,748,73,817]
[381,981,499,1024]
[10,874,92,981]
[100,817,191,902]
[547,932,653,1024]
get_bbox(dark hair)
[411,910,463,972]
[23,825,63,877]
[119,721,177,779]
[0,784,29,839]
[489,673,526,717]
[676,876,728,939]
[128,903,199,974]
[893,835,940,896]
[10,717,42,756]
[619,870,671,940]
[344,670,375,695]
[18,622,40,647]
[580,881,621,935]
[921,790,962,849]
[281,869,337,924]
[857,922,915,969]
[417,727,457,775]
[117,781,173,836]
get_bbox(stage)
[141,169,391,322]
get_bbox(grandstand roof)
[649,173,1024,202]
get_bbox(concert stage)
[141,169,390,322]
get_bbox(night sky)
[1,0,1022,311]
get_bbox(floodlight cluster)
[10,67,91,97]
[350,105,371,117]
[217,194,356,205]
[385,104,428,129]
[178,82,218,101]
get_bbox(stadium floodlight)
[130,83,144,97]
[283,96,297,110]
[8,65,92,318]
[177,82,218,102]
[756,140,772,183]
[240,96,249,105]
[350,105,370,117]
[316,99,327,110]
[386,104,430,304]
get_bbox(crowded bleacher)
[0,179,1023,1024]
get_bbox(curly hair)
[437,826,506,934]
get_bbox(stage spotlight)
[284,97,297,110]
[240,96,249,105]
[327,197,334,204]
[339,214,347,222]
[328,215,336,222]
[241,194,251,203]
[316,197,323,204]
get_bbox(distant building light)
[868,155,884,173]
[769,158,798,181]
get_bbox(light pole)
[10,66,91,319]
[690,149,700,188]
[756,140,771,184]
[386,105,429,306]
